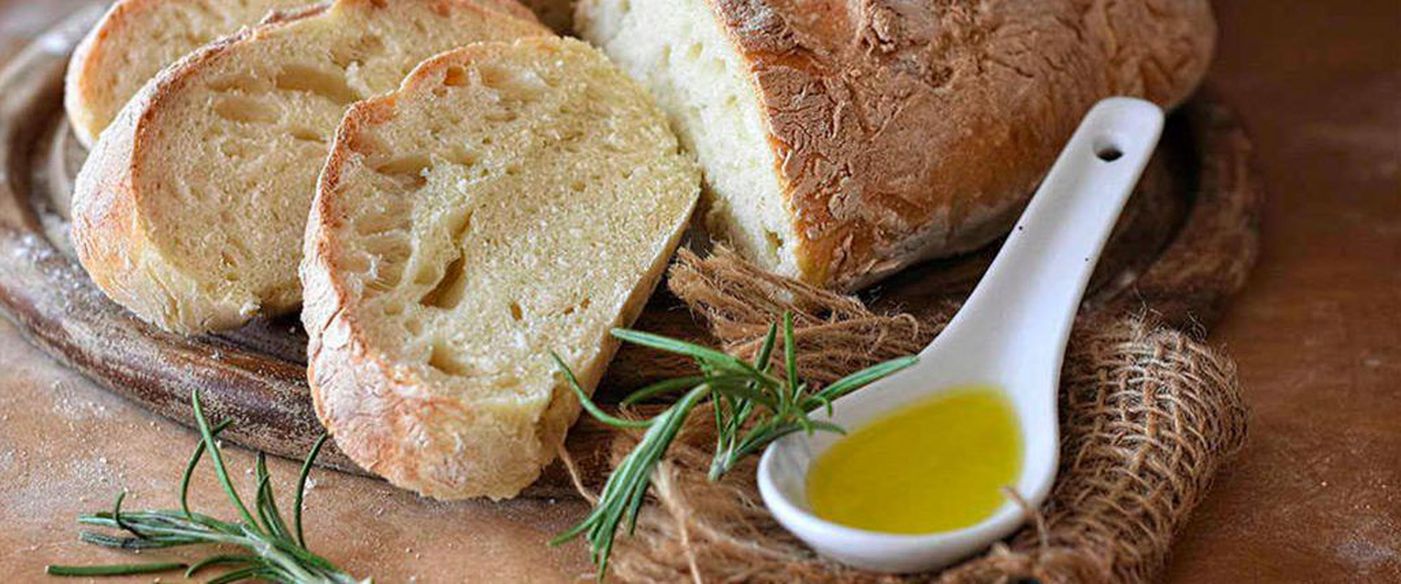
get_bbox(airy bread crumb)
[302,37,699,499]
[578,0,800,279]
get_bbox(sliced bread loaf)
[577,0,1215,289]
[302,37,699,499]
[72,0,548,334]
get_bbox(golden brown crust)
[65,0,144,148]
[706,0,1216,288]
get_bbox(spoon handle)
[933,98,1164,378]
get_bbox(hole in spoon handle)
[1094,141,1124,162]
[936,98,1165,372]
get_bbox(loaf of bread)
[577,0,1215,289]
[302,37,699,499]
[71,0,548,334]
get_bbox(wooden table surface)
[2,1,1397,582]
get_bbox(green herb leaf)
[47,392,365,583]
[46,562,187,577]
[554,351,655,429]
[553,312,916,580]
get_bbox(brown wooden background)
[0,1,1396,581]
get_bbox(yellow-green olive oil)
[805,386,1022,534]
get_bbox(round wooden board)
[0,10,1261,499]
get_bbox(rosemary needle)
[552,312,917,579]
[46,562,188,577]
[45,390,365,583]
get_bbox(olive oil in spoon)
[805,386,1021,534]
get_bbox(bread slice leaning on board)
[302,37,700,500]
[64,0,537,147]
[71,0,549,334]
[576,0,1216,290]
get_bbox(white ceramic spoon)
[757,97,1166,573]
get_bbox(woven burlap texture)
[593,249,1248,583]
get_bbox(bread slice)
[65,0,313,148]
[65,0,539,147]
[301,37,699,499]
[576,0,1215,289]
[71,0,548,334]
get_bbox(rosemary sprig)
[46,390,365,583]
[551,312,917,578]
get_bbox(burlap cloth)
[580,248,1248,583]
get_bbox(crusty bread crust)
[72,0,548,334]
[580,0,1215,289]
[302,38,699,499]
[736,0,1216,288]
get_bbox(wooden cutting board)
[0,9,1261,499]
